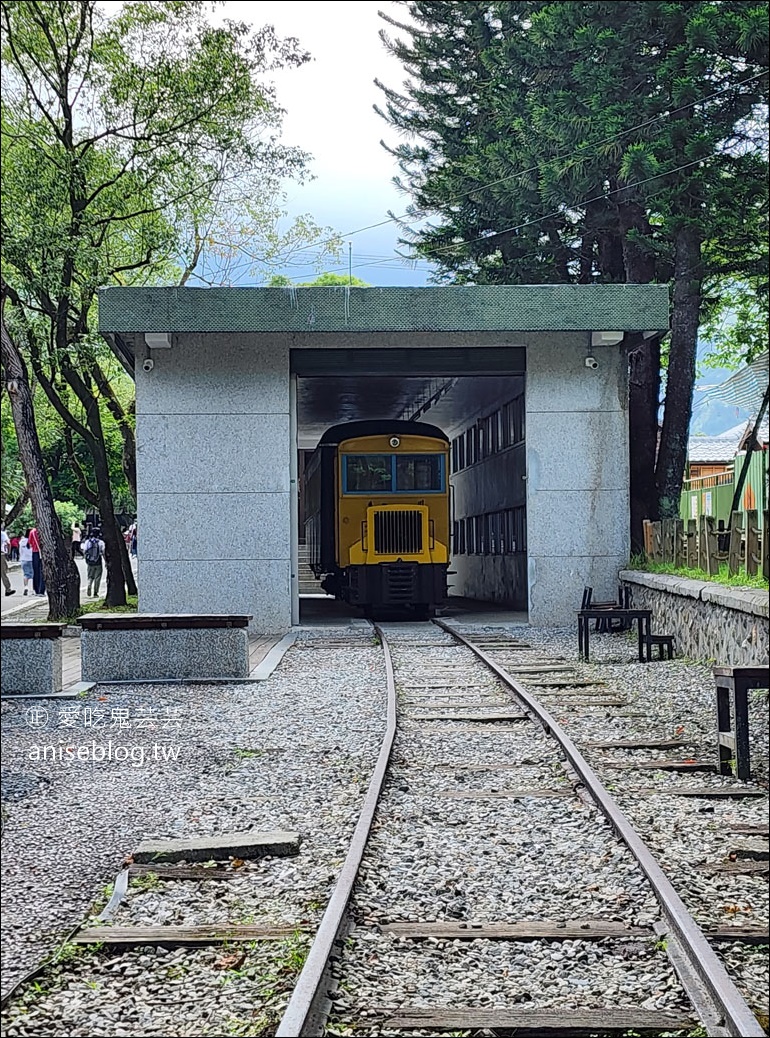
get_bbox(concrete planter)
[79,615,251,682]
[1,625,65,696]
[620,571,768,667]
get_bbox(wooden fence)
[643,510,769,581]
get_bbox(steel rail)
[275,624,398,1037]
[435,619,764,1038]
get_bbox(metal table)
[714,665,770,781]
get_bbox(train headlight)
[389,437,400,448]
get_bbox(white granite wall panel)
[136,413,290,495]
[138,559,291,634]
[135,336,292,632]
[530,555,628,626]
[526,338,629,626]
[140,493,290,561]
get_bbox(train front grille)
[373,509,423,555]
[383,564,417,603]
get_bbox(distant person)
[130,522,137,558]
[82,528,106,598]
[9,533,20,561]
[28,526,45,596]
[1,528,16,597]
[71,522,83,559]
[19,530,34,596]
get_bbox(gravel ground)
[329,626,696,1035]
[443,621,770,1023]
[2,617,767,1037]
[1,625,385,1036]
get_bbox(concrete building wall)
[450,435,527,609]
[135,333,292,632]
[526,335,629,625]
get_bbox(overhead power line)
[284,70,767,259]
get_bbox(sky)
[220,1,434,286]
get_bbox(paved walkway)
[2,558,99,618]
[47,635,280,693]
[2,559,278,687]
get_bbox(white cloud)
[220,1,432,284]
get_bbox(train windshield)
[343,454,444,493]
[396,454,443,491]
[345,455,393,492]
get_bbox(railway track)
[277,621,767,1038]
[1,622,765,1037]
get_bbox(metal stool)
[714,666,769,782]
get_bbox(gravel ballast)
[1,625,384,1036]
[2,616,767,1036]
[329,626,701,1036]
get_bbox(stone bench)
[1,624,65,695]
[79,614,252,682]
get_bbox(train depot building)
[99,284,669,632]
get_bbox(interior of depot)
[292,346,528,620]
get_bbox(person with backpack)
[82,528,106,598]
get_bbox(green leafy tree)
[1,0,332,607]
[268,272,371,287]
[377,1,768,540]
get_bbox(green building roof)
[99,284,669,335]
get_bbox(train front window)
[345,455,393,492]
[396,454,444,492]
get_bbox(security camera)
[142,358,154,372]
[584,356,599,369]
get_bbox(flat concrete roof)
[99,284,669,335]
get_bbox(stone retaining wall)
[620,570,768,667]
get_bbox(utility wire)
[343,154,708,273]
[282,70,768,257]
[409,156,709,260]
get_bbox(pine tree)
[378,1,768,540]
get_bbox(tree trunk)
[4,489,29,527]
[618,201,660,550]
[627,333,662,550]
[655,225,703,519]
[121,409,137,505]
[80,395,137,604]
[1,305,80,619]
[731,385,769,515]
[90,362,137,504]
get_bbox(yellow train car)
[304,420,450,616]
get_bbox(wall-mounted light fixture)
[591,331,624,347]
[144,332,172,349]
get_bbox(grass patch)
[628,558,768,591]
[130,871,160,892]
[28,594,139,624]
[79,594,138,616]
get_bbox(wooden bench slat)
[79,613,252,631]
[1,624,65,640]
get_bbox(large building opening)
[292,346,527,624]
